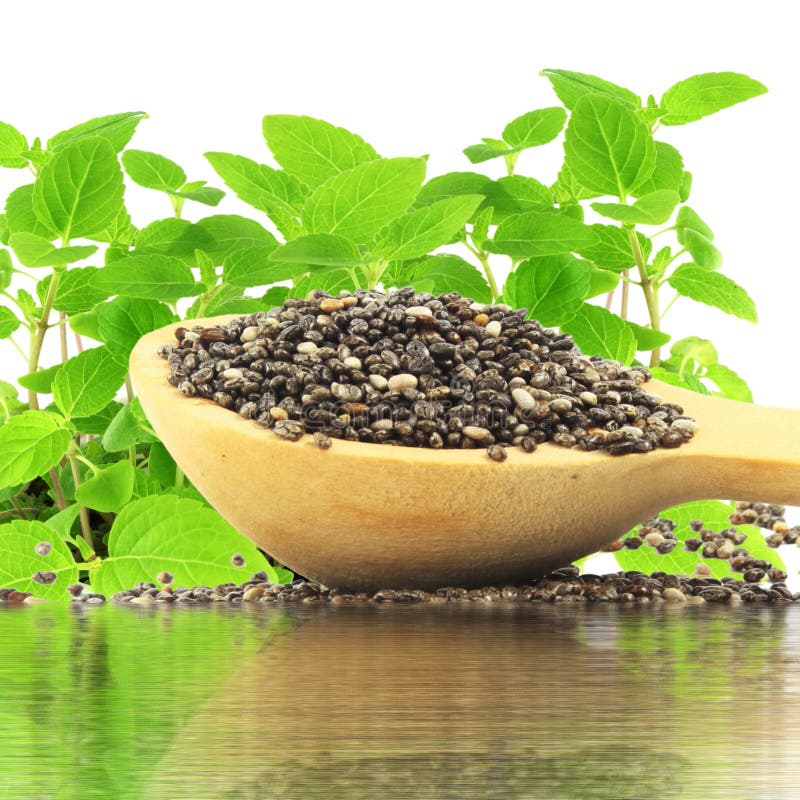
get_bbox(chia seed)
[160,289,698,457]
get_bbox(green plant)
[0,70,783,597]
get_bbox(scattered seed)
[230,553,245,567]
[34,541,52,557]
[487,444,507,462]
[32,571,56,585]
[313,432,332,449]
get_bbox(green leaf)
[302,157,426,244]
[269,233,362,269]
[204,152,305,238]
[502,107,567,149]
[5,185,57,238]
[502,255,591,327]
[632,142,684,196]
[398,254,492,304]
[72,401,124,436]
[17,364,61,394]
[562,303,636,364]
[488,210,598,258]
[45,503,81,540]
[292,268,356,299]
[196,249,217,291]
[189,286,267,317]
[0,121,28,168]
[591,190,680,226]
[0,411,71,487]
[53,346,127,418]
[679,171,693,203]
[676,205,712,238]
[224,246,296,287]
[373,195,483,261]
[540,69,640,110]
[615,500,784,578]
[262,286,290,309]
[649,366,710,395]
[463,138,511,164]
[98,207,136,246]
[0,306,20,338]
[68,306,104,342]
[169,181,225,207]
[669,335,719,368]
[74,461,135,513]
[414,172,493,207]
[553,163,601,203]
[134,218,212,263]
[661,72,767,126]
[93,255,198,302]
[481,176,553,222]
[585,263,620,298]
[0,379,17,401]
[575,224,650,271]
[122,149,186,192]
[564,95,655,197]
[263,115,379,190]
[668,265,756,323]
[194,215,279,265]
[623,319,671,351]
[0,249,11,290]
[470,207,494,250]
[33,137,125,241]
[0,520,78,600]
[9,232,97,267]
[48,267,109,314]
[676,206,722,269]
[48,112,147,152]
[704,363,753,403]
[92,495,275,595]
[97,297,177,361]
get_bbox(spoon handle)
[686,391,800,506]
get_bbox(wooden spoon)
[131,316,800,590]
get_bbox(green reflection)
[1,604,797,800]
[0,605,293,800]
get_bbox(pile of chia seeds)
[160,289,698,458]
[3,506,796,607]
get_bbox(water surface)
[2,602,799,799]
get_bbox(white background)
[1,1,798,571]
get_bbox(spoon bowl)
[131,316,800,590]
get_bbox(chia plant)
[0,69,784,599]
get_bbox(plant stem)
[604,288,615,310]
[59,312,68,362]
[476,251,500,300]
[0,507,41,521]
[125,374,137,464]
[7,335,27,363]
[49,466,67,511]
[659,291,680,322]
[174,465,185,488]
[27,269,63,410]
[620,270,630,321]
[68,453,94,550]
[504,152,519,176]
[463,240,500,300]
[626,228,662,367]
[8,495,30,520]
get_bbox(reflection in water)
[1,603,799,799]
